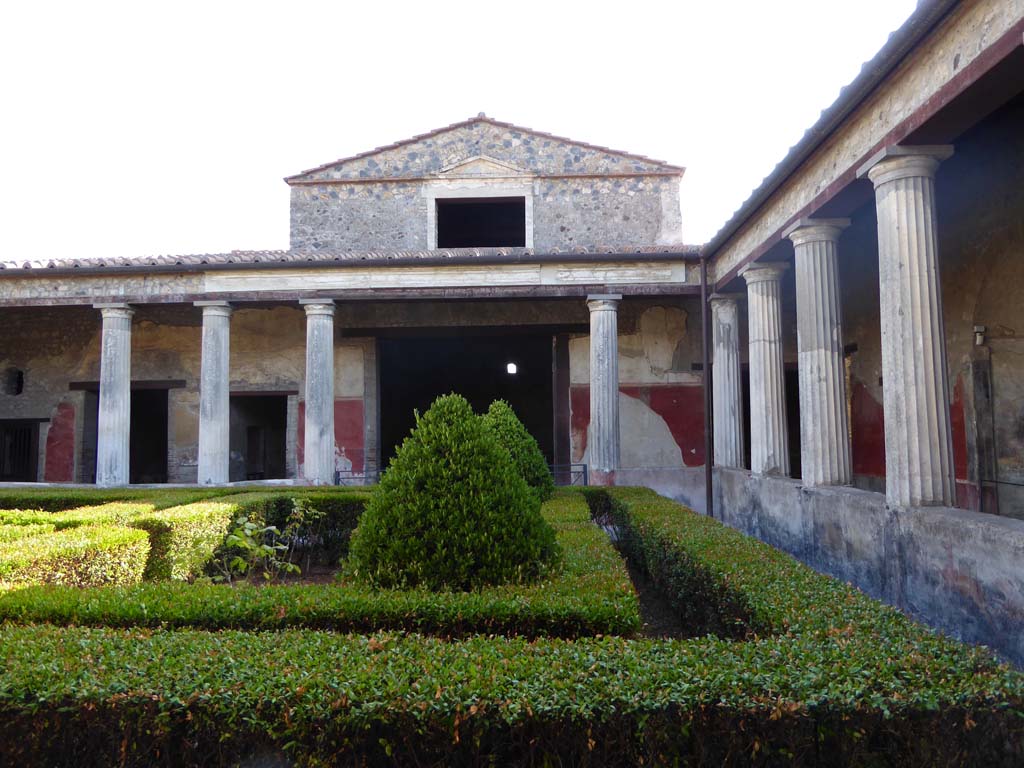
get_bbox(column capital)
[740,262,789,285]
[709,292,744,305]
[300,299,336,317]
[195,300,233,318]
[94,302,135,319]
[783,218,850,247]
[857,144,954,186]
[586,294,622,312]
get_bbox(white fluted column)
[95,303,134,487]
[741,263,790,476]
[710,293,745,469]
[785,219,852,486]
[196,301,232,484]
[859,145,955,507]
[302,300,335,485]
[587,294,621,485]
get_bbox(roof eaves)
[702,0,959,261]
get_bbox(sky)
[0,0,918,261]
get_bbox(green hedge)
[0,626,1020,767]
[0,492,639,637]
[0,487,243,512]
[583,487,932,641]
[129,501,238,581]
[0,525,150,588]
[0,502,155,530]
[0,523,55,542]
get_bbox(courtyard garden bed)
[0,484,1020,765]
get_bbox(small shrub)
[349,394,560,590]
[0,525,149,587]
[481,399,555,502]
[211,515,299,583]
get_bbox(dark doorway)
[436,197,526,248]
[379,333,553,467]
[739,366,802,480]
[0,420,39,481]
[81,386,170,484]
[229,395,287,481]
[130,389,168,484]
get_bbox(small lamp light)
[506,362,518,375]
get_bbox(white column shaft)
[789,222,852,486]
[587,295,621,483]
[197,302,232,484]
[742,265,790,476]
[710,295,745,468]
[864,149,955,507]
[303,301,336,485]
[95,305,133,487]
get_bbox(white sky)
[0,0,917,260]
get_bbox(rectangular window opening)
[436,197,526,248]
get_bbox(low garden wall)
[714,467,1024,666]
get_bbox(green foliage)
[348,394,560,590]
[0,502,155,530]
[129,501,237,581]
[0,487,242,512]
[481,399,555,502]
[0,525,149,588]
[0,492,638,637]
[0,626,1021,767]
[0,523,55,542]
[211,515,300,583]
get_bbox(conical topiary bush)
[347,393,560,590]
[481,399,555,503]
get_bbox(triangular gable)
[286,115,684,183]
[438,155,531,178]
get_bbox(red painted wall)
[569,384,705,466]
[297,398,365,475]
[44,402,76,482]
[851,380,886,479]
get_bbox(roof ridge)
[284,115,684,182]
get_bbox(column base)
[589,469,617,487]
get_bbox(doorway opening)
[81,386,170,483]
[379,332,553,468]
[436,197,526,248]
[0,420,39,481]
[739,366,802,479]
[229,395,288,481]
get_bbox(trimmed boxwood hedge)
[0,502,156,530]
[0,487,243,513]
[0,525,150,588]
[0,627,1020,767]
[0,492,639,637]
[130,502,238,581]
[0,522,55,542]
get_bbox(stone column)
[587,294,621,485]
[741,263,790,476]
[710,293,745,469]
[785,219,852,486]
[94,303,134,487]
[859,145,956,507]
[196,301,232,485]
[302,300,336,485]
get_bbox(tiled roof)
[0,246,702,274]
[285,114,685,182]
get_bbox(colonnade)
[711,145,956,507]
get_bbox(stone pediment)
[437,155,532,179]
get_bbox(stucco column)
[587,294,621,485]
[710,293,745,469]
[302,300,336,485]
[94,303,134,487]
[196,301,232,485]
[741,263,790,476]
[859,145,955,507]
[785,219,852,486]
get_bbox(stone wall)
[289,120,683,252]
[714,468,1024,667]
